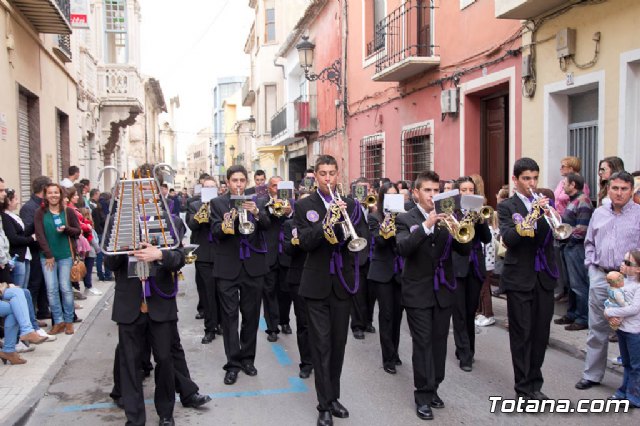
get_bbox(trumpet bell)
[364,194,377,208]
[185,250,198,264]
[239,222,255,235]
[553,224,573,240]
[348,237,368,252]
[479,206,494,220]
[456,224,475,244]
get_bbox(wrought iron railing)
[270,104,288,138]
[57,34,72,59]
[375,0,434,74]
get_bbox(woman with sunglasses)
[597,156,625,206]
[604,250,640,408]
[1,189,35,287]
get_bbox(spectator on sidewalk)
[1,188,34,287]
[92,192,112,281]
[604,249,640,408]
[576,171,640,390]
[554,157,590,215]
[554,174,594,331]
[60,166,80,189]
[20,176,52,320]
[597,157,624,207]
[0,178,12,283]
[80,208,101,296]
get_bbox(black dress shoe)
[516,392,531,400]
[460,363,472,372]
[430,393,445,409]
[201,331,216,344]
[299,368,312,379]
[575,378,600,390]
[215,326,223,335]
[73,316,83,323]
[281,324,293,334]
[317,411,333,426]
[224,370,238,385]
[195,311,205,320]
[112,397,124,409]
[530,391,549,400]
[553,315,574,325]
[182,392,212,408]
[158,418,175,426]
[416,404,434,420]
[365,324,376,333]
[352,329,365,340]
[565,323,588,331]
[329,400,349,418]
[267,332,278,342]
[383,365,397,374]
[395,359,402,366]
[241,363,258,376]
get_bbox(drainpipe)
[273,57,286,80]
[341,0,349,181]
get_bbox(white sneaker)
[478,316,496,327]
[16,341,35,353]
[36,328,57,342]
[85,287,103,296]
[475,315,487,326]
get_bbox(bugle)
[326,184,368,252]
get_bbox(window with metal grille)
[360,134,384,184]
[568,121,598,202]
[104,0,127,63]
[56,110,70,184]
[401,126,432,182]
[265,8,276,43]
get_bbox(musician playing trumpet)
[186,176,221,344]
[293,155,368,426]
[396,171,470,421]
[210,165,270,386]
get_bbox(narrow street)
[24,263,637,425]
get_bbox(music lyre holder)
[98,163,179,255]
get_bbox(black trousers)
[305,282,351,411]
[195,261,220,333]
[350,263,376,331]
[290,283,312,372]
[263,263,282,334]
[374,279,403,368]
[27,254,50,318]
[452,272,483,366]
[278,267,292,326]
[218,266,264,371]
[506,278,554,395]
[405,304,452,406]
[117,314,175,426]
[111,323,199,403]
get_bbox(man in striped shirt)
[576,171,640,390]
[554,173,593,331]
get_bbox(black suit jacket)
[186,197,216,263]
[452,222,492,278]
[264,201,292,268]
[396,207,470,309]
[497,194,557,292]
[283,219,306,284]
[1,212,32,261]
[294,191,367,300]
[210,192,270,280]
[19,194,44,256]
[367,212,400,283]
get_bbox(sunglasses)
[6,188,15,196]
[624,260,638,267]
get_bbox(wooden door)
[481,96,508,207]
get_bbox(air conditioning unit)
[441,89,459,114]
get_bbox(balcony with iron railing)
[10,0,72,34]
[53,34,72,63]
[372,0,439,82]
[294,95,318,135]
[270,104,288,139]
[495,0,570,19]
[97,64,144,111]
[242,77,255,106]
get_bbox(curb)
[11,285,115,426]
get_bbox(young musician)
[396,171,470,421]
[451,176,492,372]
[210,165,270,385]
[293,155,367,426]
[367,182,404,374]
[498,157,557,399]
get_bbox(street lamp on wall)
[296,36,341,88]
[247,115,256,134]
[229,145,236,165]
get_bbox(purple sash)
[239,234,267,260]
[393,255,405,274]
[434,234,456,291]
[146,274,179,299]
[535,230,559,279]
[329,249,360,295]
[469,240,485,281]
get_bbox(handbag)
[66,209,87,282]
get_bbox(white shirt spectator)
[60,178,74,188]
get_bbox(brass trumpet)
[324,184,368,252]
[185,250,198,264]
[237,189,255,235]
[530,189,574,240]
[364,194,377,209]
[266,198,289,217]
[440,213,475,244]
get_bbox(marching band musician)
[396,171,470,421]
[282,191,313,379]
[451,176,492,373]
[210,164,270,386]
[367,182,404,374]
[497,157,557,400]
[293,155,368,426]
[186,175,221,344]
[261,176,293,342]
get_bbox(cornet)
[266,198,289,217]
[325,184,368,252]
[364,194,377,209]
[529,189,573,240]
[237,189,255,235]
[440,213,475,244]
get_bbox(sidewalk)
[490,294,624,376]
[0,277,114,426]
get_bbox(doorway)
[481,94,509,207]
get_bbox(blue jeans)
[11,260,30,288]
[83,256,95,289]
[1,287,36,353]
[615,330,640,407]
[41,257,74,324]
[562,243,589,325]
